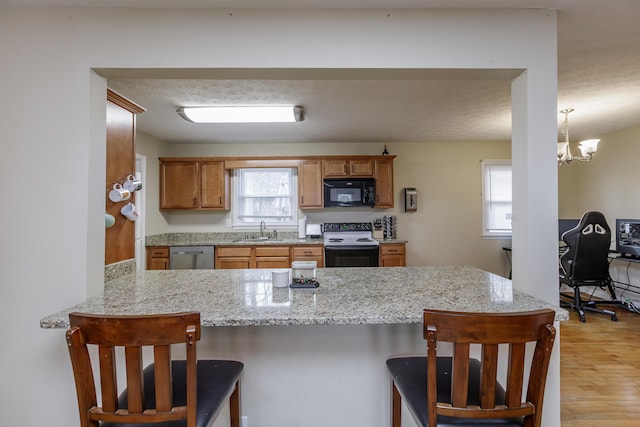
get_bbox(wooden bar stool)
[386,309,556,427]
[66,311,243,427]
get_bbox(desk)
[41,267,566,427]
[609,254,640,307]
[503,243,570,280]
[502,245,512,279]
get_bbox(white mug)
[120,202,141,221]
[123,174,142,192]
[108,183,131,203]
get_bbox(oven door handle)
[324,245,379,250]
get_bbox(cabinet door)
[160,161,199,209]
[380,255,405,267]
[323,159,348,177]
[299,160,323,209]
[148,258,169,270]
[201,161,228,209]
[349,159,374,177]
[374,158,394,208]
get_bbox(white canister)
[272,269,290,288]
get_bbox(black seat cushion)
[102,360,244,427]
[386,356,523,427]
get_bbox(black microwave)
[323,178,376,208]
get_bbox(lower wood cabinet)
[255,246,291,269]
[215,247,252,269]
[215,245,292,269]
[146,246,169,270]
[215,244,325,269]
[291,245,324,267]
[147,243,331,270]
[379,243,406,267]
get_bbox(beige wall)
[137,136,512,277]
[558,124,640,226]
[140,123,640,278]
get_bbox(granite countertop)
[40,266,567,329]
[145,232,406,247]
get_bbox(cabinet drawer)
[380,244,405,255]
[292,246,323,257]
[255,246,290,257]
[217,247,252,257]
[149,247,169,257]
[256,257,291,269]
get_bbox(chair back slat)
[66,311,201,427]
[505,342,526,408]
[124,346,144,414]
[480,344,498,408]
[451,343,470,408]
[98,345,118,413]
[422,309,556,427]
[153,345,173,413]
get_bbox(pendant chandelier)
[557,108,600,165]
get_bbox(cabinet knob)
[193,197,197,206]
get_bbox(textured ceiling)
[8,0,639,144]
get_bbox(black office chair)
[559,211,618,322]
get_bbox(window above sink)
[232,168,298,230]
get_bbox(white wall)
[0,6,559,427]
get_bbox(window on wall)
[232,168,298,228]
[481,160,512,237]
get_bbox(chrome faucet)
[260,220,266,237]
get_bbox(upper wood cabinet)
[374,158,394,208]
[158,155,392,211]
[323,159,374,177]
[299,160,323,209]
[200,161,228,209]
[160,159,229,210]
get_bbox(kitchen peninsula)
[41,267,566,427]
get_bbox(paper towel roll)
[298,218,307,238]
[272,269,290,288]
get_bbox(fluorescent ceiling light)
[177,105,304,123]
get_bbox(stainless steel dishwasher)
[169,246,215,269]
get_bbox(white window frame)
[232,168,298,230]
[481,160,512,238]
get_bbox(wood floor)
[560,306,640,426]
